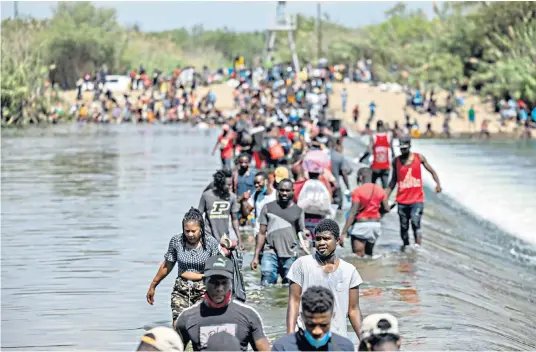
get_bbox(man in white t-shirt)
[240,171,277,236]
[286,219,363,338]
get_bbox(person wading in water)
[212,124,235,170]
[386,136,441,250]
[146,208,220,327]
[340,167,391,258]
[286,219,362,338]
[175,255,270,351]
[250,179,309,285]
[240,171,277,238]
[198,169,243,249]
[232,153,257,200]
[359,120,395,188]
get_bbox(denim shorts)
[260,253,296,286]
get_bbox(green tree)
[42,2,126,88]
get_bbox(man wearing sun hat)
[273,165,290,189]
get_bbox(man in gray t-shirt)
[250,179,308,286]
[198,170,241,245]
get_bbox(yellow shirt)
[79,106,88,118]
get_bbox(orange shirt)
[351,183,387,220]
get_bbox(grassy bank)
[2,2,535,126]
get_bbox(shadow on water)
[1,125,536,350]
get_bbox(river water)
[2,125,536,350]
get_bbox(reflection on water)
[51,150,119,197]
[2,125,536,350]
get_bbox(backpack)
[268,142,285,160]
[297,179,332,216]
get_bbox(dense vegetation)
[1,1,535,125]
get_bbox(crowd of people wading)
[133,60,443,352]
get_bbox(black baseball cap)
[206,332,241,351]
[399,136,412,148]
[204,255,234,279]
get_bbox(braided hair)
[182,207,207,250]
[314,218,340,239]
[301,286,334,314]
[213,169,232,200]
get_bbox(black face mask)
[315,248,336,262]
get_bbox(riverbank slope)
[329,82,518,137]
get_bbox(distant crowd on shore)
[67,58,373,126]
[55,57,534,140]
[400,86,534,139]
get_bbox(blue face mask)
[304,329,331,349]
[261,186,268,195]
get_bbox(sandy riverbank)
[63,81,522,138]
[328,82,521,137]
[62,83,236,111]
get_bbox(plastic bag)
[297,179,332,216]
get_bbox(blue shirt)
[272,331,355,352]
[209,92,216,102]
[234,168,257,197]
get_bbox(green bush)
[1,19,49,125]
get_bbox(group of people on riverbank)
[72,65,226,124]
[69,61,342,126]
[136,64,446,351]
[402,86,535,139]
[66,59,535,142]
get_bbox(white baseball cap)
[137,327,184,352]
[360,313,399,340]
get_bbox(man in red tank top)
[212,124,235,170]
[359,120,394,188]
[386,136,441,250]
